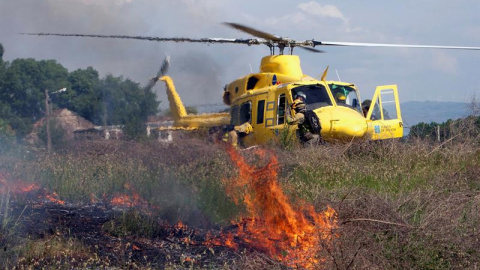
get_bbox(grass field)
[0,133,478,269]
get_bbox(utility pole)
[45,89,52,153]
[45,88,66,153]
[437,125,440,142]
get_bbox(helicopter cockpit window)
[329,84,362,113]
[291,84,332,110]
[239,101,252,124]
[277,94,286,125]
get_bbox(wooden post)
[45,89,51,153]
[437,125,440,142]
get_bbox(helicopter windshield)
[291,84,332,110]
[329,84,362,113]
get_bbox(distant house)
[75,125,124,140]
[26,109,96,144]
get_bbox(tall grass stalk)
[0,135,478,268]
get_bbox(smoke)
[167,51,224,106]
[1,0,478,105]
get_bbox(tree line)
[0,43,159,140]
[409,116,480,141]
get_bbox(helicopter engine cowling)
[259,55,303,78]
[224,55,309,105]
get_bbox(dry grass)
[275,137,479,269]
[0,131,478,268]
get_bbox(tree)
[98,74,159,139]
[0,59,69,137]
[0,43,4,62]
[0,118,15,153]
[410,116,480,141]
[54,67,102,122]
[0,44,159,140]
[0,43,7,105]
[37,118,66,150]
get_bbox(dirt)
[8,198,246,269]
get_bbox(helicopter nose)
[328,115,368,140]
[332,121,367,137]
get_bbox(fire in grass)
[109,183,150,209]
[0,172,65,205]
[206,146,338,269]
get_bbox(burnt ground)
[5,197,274,269]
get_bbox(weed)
[0,132,478,268]
[103,209,166,238]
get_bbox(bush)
[0,118,15,153]
[1,137,478,268]
[37,118,67,150]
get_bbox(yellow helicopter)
[25,23,480,146]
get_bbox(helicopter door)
[367,85,404,140]
[237,100,256,146]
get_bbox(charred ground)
[0,132,479,269]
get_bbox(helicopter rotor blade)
[223,22,282,42]
[312,40,480,50]
[224,22,328,53]
[297,46,325,53]
[22,26,480,52]
[21,32,263,45]
[145,55,171,91]
[157,55,171,78]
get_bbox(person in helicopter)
[361,99,387,120]
[362,99,372,118]
[286,92,322,147]
[335,93,347,104]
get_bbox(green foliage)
[410,116,480,141]
[99,75,159,139]
[0,118,15,151]
[0,59,69,137]
[277,123,298,150]
[56,67,102,122]
[0,138,479,268]
[186,106,198,115]
[0,44,5,87]
[2,59,69,118]
[37,118,67,150]
[103,209,165,238]
[0,45,160,140]
[163,106,198,117]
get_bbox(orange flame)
[44,192,65,205]
[0,172,40,194]
[218,146,338,268]
[111,192,148,208]
[0,172,66,205]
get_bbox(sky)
[0,0,479,109]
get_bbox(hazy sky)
[0,0,479,108]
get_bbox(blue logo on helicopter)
[272,74,277,85]
[374,125,381,134]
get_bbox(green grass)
[0,136,478,269]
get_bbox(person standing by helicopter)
[362,99,371,118]
[286,92,322,146]
[225,121,253,148]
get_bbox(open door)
[366,85,403,140]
